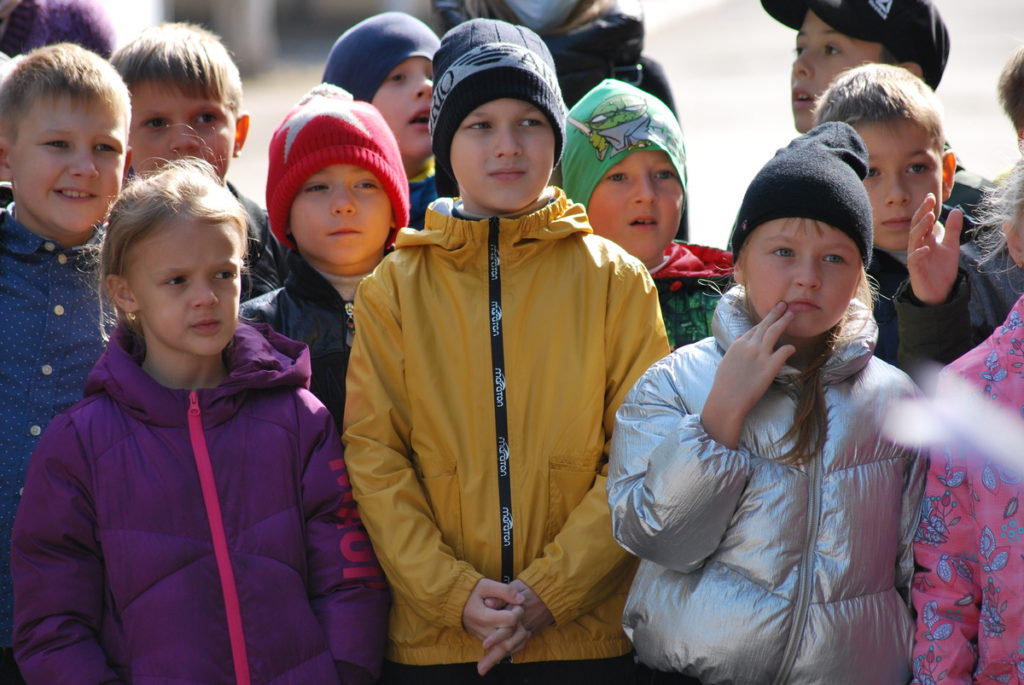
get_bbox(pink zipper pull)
[189,390,200,416]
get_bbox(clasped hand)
[462,578,554,675]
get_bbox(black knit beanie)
[430,18,566,182]
[730,121,873,264]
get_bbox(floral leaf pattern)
[911,295,1024,684]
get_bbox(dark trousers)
[634,663,703,685]
[0,647,25,685]
[381,654,636,684]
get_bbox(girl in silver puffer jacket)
[609,122,926,685]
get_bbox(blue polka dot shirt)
[0,208,106,644]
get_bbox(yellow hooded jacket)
[343,189,669,665]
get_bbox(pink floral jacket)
[912,295,1024,684]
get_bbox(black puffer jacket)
[240,251,353,431]
[229,182,289,300]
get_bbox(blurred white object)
[104,0,164,49]
[884,369,1024,471]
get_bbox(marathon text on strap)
[488,217,514,584]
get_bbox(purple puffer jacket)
[11,322,388,684]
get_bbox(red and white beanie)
[266,83,410,250]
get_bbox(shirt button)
[53,304,65,316]
[43,242,55,252]
[57,254,68,265]
[41,364,52,375]
[29,425,41,436]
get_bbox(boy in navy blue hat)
[761,0,991,228]
[343,16,668,685]
[323,12,440,228]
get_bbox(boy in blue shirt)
[0,43,130,682]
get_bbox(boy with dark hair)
[343,18,668,684]
[0,42,131,683]
[111,22,287,299]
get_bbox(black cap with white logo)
[761,0,950,90]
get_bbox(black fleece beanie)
[429,18,566,183]
[730,121,873,264]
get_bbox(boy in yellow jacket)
[343,18,668,685]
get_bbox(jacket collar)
[283,250,348,306]
[85,322,312,427]
[398,187,592,252]
[712,285,878,385]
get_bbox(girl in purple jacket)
[10,158,388,684]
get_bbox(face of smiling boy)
[0,95,129,247]
[449,98,555,218]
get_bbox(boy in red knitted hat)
[241,84,410,429]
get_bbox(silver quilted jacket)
[608,286,926,685]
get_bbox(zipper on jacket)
[772,452,822,685]
[488,218,515,592]
[188,392,252,685]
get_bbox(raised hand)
[907,194,963,306]
[701,301,795,448]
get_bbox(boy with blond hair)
[815,63,1022,372]
[343,18,668,684]
[0,42,131,682]
[111,22,286,299]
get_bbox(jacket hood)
[653,241,733,279]
[712,285,877,384]
[398,187,592,252]
[85,322,312,427]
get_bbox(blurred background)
[106,0,1024,248]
